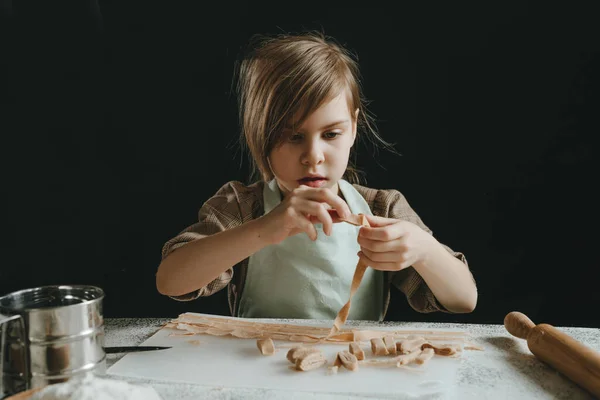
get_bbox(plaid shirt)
[161,180,471,319]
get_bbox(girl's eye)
[324,131,340,139]
[289,134,303,142]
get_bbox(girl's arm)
[358,213,478,314]
[156,218,269,296]
[157,185,352,297]
[412,241,477,313]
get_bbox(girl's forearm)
[156,218,269,296]
[413,243,478,313]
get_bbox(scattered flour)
[30,374,162,400]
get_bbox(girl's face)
[269,91,357,197]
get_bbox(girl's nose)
[301,141,325,166]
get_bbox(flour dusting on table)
[30,373,162,400]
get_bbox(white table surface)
[103,317,600,400]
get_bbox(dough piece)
[349,342,365,360]
[421,343,460,356]
[383,335,397,355]
[398,337,427,354]
[296,351,327,371]
[256,338,275,355]
[336,350,359,371]
[396,349,423,365]
[415,348,435,365]
[286,346,320,363]
[370,338,389,356]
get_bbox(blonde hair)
[233,31,396,184]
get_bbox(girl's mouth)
[298,177,327,188]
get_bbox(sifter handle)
[0,313,25,397]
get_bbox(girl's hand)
[259,186,352,244]
[357,215,436,271]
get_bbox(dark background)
[2,2,598,327]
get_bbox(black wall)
[2,2,598,327]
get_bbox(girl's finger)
[302,188,351,219]
[357,251,400,271]
[301,217,319,241]
[299,203,333,236]
[363,214,398,227]
[359,225,406,241]
[360,248,404,263]
[357,236,405,252]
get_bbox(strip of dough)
[325,212,370,339]
[170,314,470,344]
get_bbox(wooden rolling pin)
[504,311,600,397]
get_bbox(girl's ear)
[352,108,360,142]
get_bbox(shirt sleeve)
[374,189,472,313]
[160,181,255,301]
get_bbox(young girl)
[156,32,477,320]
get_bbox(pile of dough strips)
[166,213,482,373]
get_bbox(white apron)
[237,179,384,320]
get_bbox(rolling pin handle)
[504,311,536,340]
